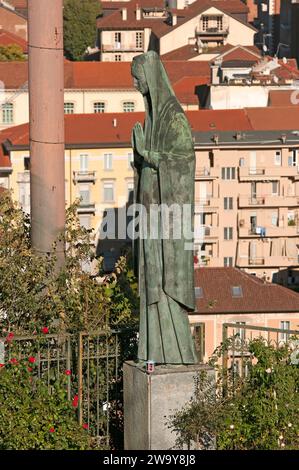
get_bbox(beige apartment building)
[190,106,299,287]
[97,0,255,62]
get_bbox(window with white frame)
[2,103,13,123]
[127,180,134,201]
[272,181,279,195]
[136,32,143,48]
[103,181,114,202]
[224,197,233,210]
[224,227,233,240]
[271,212,278,226]
[128,152,133,169]
[224,257,233,267]
[64,102,74,114]
[79,215,91,230]
[280,321,290,342]
[115,54,122,62]
[123,101,135,113]
[79,184,90,205]
[221,167,236,180]
[236,321,246,341]
[94,102,105,113]
[104,153,113,170]
[274,150,282,166]
[80,154,88,172]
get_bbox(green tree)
[63,0,102,61]
[0,44,26,61]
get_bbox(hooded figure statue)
[131,51,197,365]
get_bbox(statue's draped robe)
[132,52,197,364]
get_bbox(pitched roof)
[268,90,296,107]
[173,76,210,105]
[97,0,251,38]
[0,59,211,89]
[213,44,261,63]
[187,108,253,131]
[194,267,299,314]
[0,28,27,52]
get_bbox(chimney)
[136,5,141,20]
[113,118,117,127]
[122,8,127,21]
[172,13,177,26]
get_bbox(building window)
[224,257,233,267]
[79,185,90,205]
[216,16,223,30]
[103,181,114,202]
[2,103,13,124]
[224,197,233,210]
[272,181,279,195]
[114,32,121,45]
[127,180,134,201]
[136,32,143,49]
[24,157,30,171]
[79,215,91,230]
[123,101,135,113]
[128,152,134,169]
[104,153,113,170]
[224,227,233,240]
[64,102,74,114]
[221,167,236,180]
[280,321,290,342]
[115,54,122,62]
[274,151,282,166]
[271,212,278,226]
[80,154,88,172]
[94,102,105,113]
[236,321,246,341]
[288,150,298,166]
[231,286,243,298]
[202,16,209,31]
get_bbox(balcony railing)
[249,257,265,266]
[101,44,144,52]
[248,197,265,205]
[248,168,265,175]
[73,171,96,183]
[196,25,229,35]
[77,202,96,214]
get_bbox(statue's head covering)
[132,51,175,119]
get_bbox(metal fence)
[0,327,138,448]
[221,323,299,393]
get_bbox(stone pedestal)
[124,361,214,450]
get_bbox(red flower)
[194,255,199,264]
[6,332,14,342]
[42,327,49,334]
[28,356,36,364]
[72,395,79,408]
[49,427,55,433]
[28,367,33,372]
[0,363,5,368]
[65,369,71,376]
[82,423,89,430]
[9,358,18,365]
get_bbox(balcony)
[195,197,219,212]
[237,256,299,268]
[195,167,219,180]
[239,166,299,181]
[77,202,96,214]
[195,225,218,241]
[196,25,229,36]
[239,225,299,238]
[73,171,96,184]
[101,43,144,52]
[238,195,299,208]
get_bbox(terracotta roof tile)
[268,90,296,107]
[194,267,299,314]
[0,28,27,52]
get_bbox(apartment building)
[0,60,210,129]
[191,267,299,360]
[2,106,299,282]
[254,0,281,55]
[97,0,255,62]
[208,49,299,109]
[280,0,299,65]
[190,106,299,287]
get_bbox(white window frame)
[94,102,105,114]
[64,102,75,114]
[104,153,113,171]
[123,101,135,113]
[103,181,115,202]
[80,154,89,172]
[2,103,13,124]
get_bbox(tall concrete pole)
[28,0,65,262]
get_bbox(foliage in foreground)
[0,359,93,450]
[170,338,299,450]
[0,44,26,61]
[0,191,138,334]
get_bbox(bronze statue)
[131,51,197,365]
